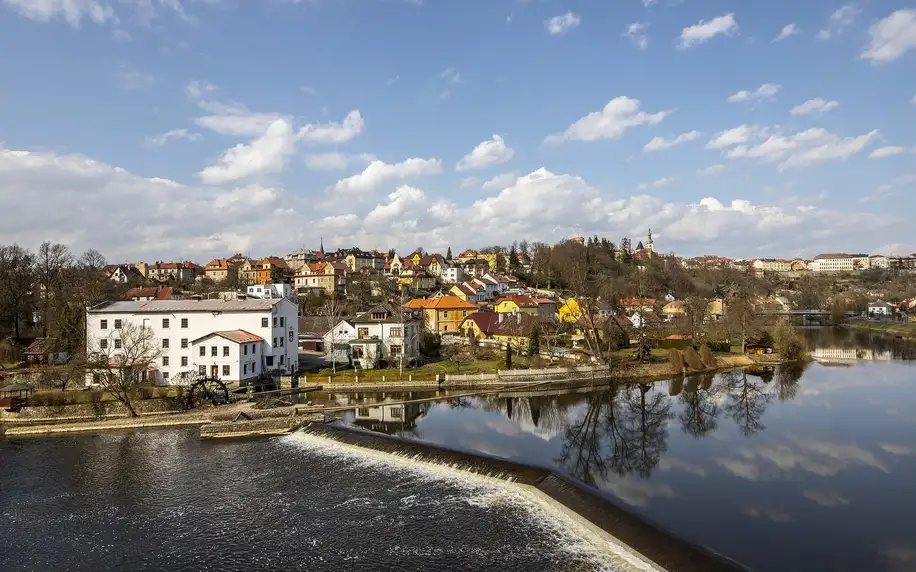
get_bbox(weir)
[295,422,748,572]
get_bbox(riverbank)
[843,319,916,339]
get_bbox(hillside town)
[2,232,916,395]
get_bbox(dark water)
[326,331,916,572]
[0,429,625,572]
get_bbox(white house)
[108,265,143,284]
[85,298,298,385]
[867,301,895,316]
[246,283,295,300]
[810,254,871,273]
[321,303,420,369]
[440,266,464,284]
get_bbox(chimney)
[498,313,504,324]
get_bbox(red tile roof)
[208,330,264,344]
[123,287,174,301]
[461,312,501,335]
[496,294,539,308]
[404,296,478,310]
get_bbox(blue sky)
[0,0,914,262]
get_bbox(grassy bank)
[844,320,916,339]
[313,357,539,383]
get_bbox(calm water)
[328,330,916,572]
[3,329,916,572]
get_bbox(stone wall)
[12,397,186,422]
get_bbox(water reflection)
[804,327,916,360]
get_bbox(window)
[198,346,204,357]
[211,346,217,357]
[273,317,278,327]
[181,318,188,328]
[163,356,169,366]
[266,356,274,367]
[390,327,402,337]
[243,363,248,375]
[223,346,229,357]
[273,337,278,347]
[443,311,449,318]
[181,338,188,349]
[222,365,230,376]
[390,344,402,356]
[371,312,385,320]
[280,317,285,327]
[199,365,206,375]
[100,319,108,330]
[162,318,170,329]
[262,318,269,328]
[463,311,468,317]
[100,339,108,350]
[244,345,248,355]
[357,328,369,338]
[114,319,122,329]
[162,339,169,349]
[163,372,169,380]
[253,345,257,354]
[353,346,364,358]
[181,356,188,367]
[279,355,284,365]
[391,407,403,420]
[358,407,370,417]
[114,339,122,349]
[443,325,449,331]
[280,337,284,347]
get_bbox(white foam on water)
[282,430,667,572]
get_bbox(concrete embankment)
[299,423,748,572]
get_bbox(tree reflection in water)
[679,373,721,439]
[722,370,773,437]
[557,382,673,483]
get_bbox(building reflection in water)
[352,401,430,435]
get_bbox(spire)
[647,227,654,254]
[320,236,325,256]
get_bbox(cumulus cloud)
[727,83,780,103]
[298,110,364,143]
[711,125,880,170]
[303,153,375,171]
[790,98,840,116]
[861,9,916,63]
[546,11,580,35]
[818,4,859,40]
[365,185,426,225]
[773,23,799,42]
[198,119,297,185]
[643,131,701,152]
[145,128,200,146]
[545,96,670,144]
[456,135,515,171]
[624,22,649,50]
[332,157,442,194]
[481,172,519,191]
[637,177,675,190]
[195,102,284,137]
[678,13,738,49]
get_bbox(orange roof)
[196,330,264,344]
[531,297,554,304]
[620,297,656,306]
[405,295,478,310]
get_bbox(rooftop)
[194,330,265,344]
[88,299,284,313]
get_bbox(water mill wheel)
[186,377,230,409]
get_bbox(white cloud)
[707,125,767,149]
[717,126,881,170]
[456,135,515,171]
[818,4,860,40]
[186,79,217,100]
[298,110,364,143]
[637,177,674,190]
[861,9,916,63]
[333,157,442,194]
[213,184,278,210]
[880,443,916,456]
[624,22,649,50]
[641,0,657,7]
[300,85,317,95]
[697,164,725,176]
[481,171,519,191]
[790,98,840,116]
[678,13,738,50]
[802,490,851,508]
[773,23,799,42]
[196,103,284,137]
[145,128,200,146]
[459,177,479,189]
[546,11,580,35]
[365,185,425,225]
[545,96,670,144]
[2,0,115,27]
[727,83,780,103]
[198,119,297,185]
[869,146,915,159]
[439,67,462,99]
[643,130,702,152]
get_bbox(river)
[2,329,916,571]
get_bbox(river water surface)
[2,329,916,571]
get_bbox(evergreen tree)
[505,342,512,369]
[508,244,519,270]
[446,247,453,260]
[528,325,540,357]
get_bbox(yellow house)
[558,298,584,323]
[404,296,478,333]
[495,295,540,316]
[661,301,686,320]
[449,282,484,303]
[478,253,498,270]
[398,270,437,290]
[493,313,542,349]
[459,312,501,339]
[707,298,725,321]
[406,251,423,265]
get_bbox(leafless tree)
[0,244,36,339]
[321,295,344,374]
[35,242,73,337]
[87,322,163,417]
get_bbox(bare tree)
[0,244,37,339]
[88,322,162,417]
[35,242,73,337]
[321,295,344,374]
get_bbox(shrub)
[774,319,806,361]
[683,346,706,371]
[699,345,717,368]
[668,349,685,375]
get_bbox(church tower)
[647,227,654,257]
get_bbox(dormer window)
[371,312,386,320]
